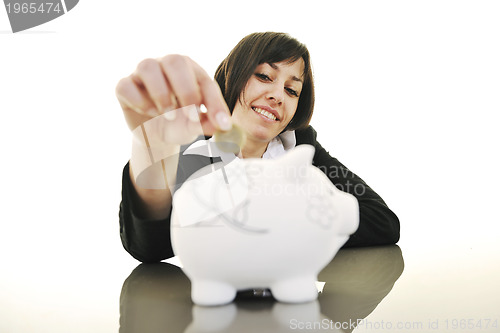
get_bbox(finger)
[134,58,177,115]
[198,112,218,135]
[116,76,157,117]
[159,55,202,108]
[188,58,232,131]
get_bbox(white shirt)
[261,130,296,159]
[184,131,297,161]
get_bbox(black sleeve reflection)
[119,263,192,333]
[119,245,404,332]
[318,245,405,332]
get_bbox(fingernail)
[163,108,176,121]
[216,112,232,131]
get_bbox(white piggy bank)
[171,144,359,306]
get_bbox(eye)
[255,73,271,81]
[285,87,299,97]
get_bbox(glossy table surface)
[5,238,499,333]
[119,246,405,333]
[117,244,500,333]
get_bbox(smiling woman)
[116,32,400,263]
[215,32,314,135]
[230,60,305,157]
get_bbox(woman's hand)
[115,55,232,144]
[115,55,234,220]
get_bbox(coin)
[214,124,246,154]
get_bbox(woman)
[116,32,400,263]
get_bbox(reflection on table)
[119,245,404,332]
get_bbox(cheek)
[243,79,265,100]
[286,100,299,119]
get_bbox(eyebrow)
[268,62,303,83]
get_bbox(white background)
[1,0,499,331]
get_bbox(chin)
[246,126,272,143]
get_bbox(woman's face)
[231,58,305,144]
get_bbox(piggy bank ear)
[279,144,315,165]
[275,145,315,182]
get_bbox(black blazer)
[119,126,400,263]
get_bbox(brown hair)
[214,32,315,131]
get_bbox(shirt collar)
[261,130,296,159]
[184,130,296,160]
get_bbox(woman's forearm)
[128,143,180,220]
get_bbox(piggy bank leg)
[191,280,237,306]
[271,276,318,303]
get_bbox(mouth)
[251,106,279,122]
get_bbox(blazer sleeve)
[119,152,215,263]
[295,126,400,247]
[119,162,175,263]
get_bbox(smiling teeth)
[252,107,277,121]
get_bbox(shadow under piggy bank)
[119,245,404,333]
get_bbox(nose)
[266,83,284,105]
